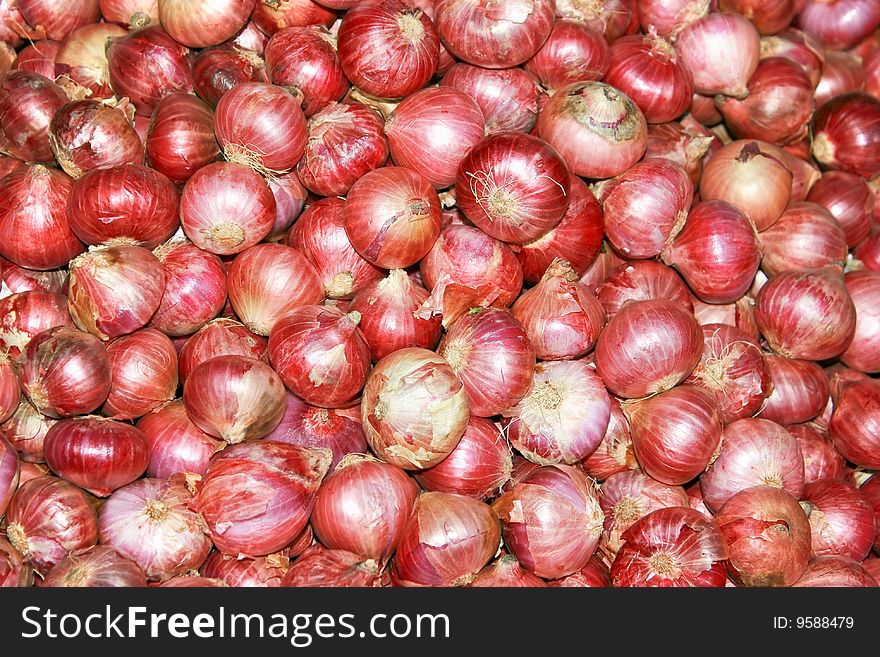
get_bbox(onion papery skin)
[19,327,112,419]
[716,485,811,587]
[0,291,75,360]
[312,456,419,563]
[493,465,603,580]
[180,162,276,256]
[100,0,159,29]
[99,477,211,580]
[265,26,349,117]
[67,245,165,342]
[337,0,439,99]
[345,166,441,269]
[793,556,878,587]
[854,228,880,272]
[295,102,389,197]
[754,269,856,361]
[201,551,290,587]
[796,0,880,50]
[264,393,367,468]
[12,42,62,79]
[440,63,541,135]
[214,82,307,174]
[595,299,703,399]
[392,491,500,586]
[686,323,769,423]
[549,556,611,587]
[107,26,194,117]
[55,23,129,100]
[415,416,513,499]
[828,379,880,469]
[759,28,826,90]
[361,347,469,470]
[504,360,610,466]
[676,12,760,99]
[601,159,693,259]
[0,166,84,271]
[138,400,223,478]
[605,34,693,125]
[251,0,336,34]
[5,476,98,575]
[537,81,647,180]
[42,545,147,587]
[470,554,548,587]
[0,262,70,296]
[197,442,331,556]
[183,355,287,444]
[158,0,255,48]
[758,202,848,277]
[68,164,179,249]
[840,271,880,373]
[801,479,875,561]
[700,418,805,513]
[719,0,795,35]
[812,93,880,180]
[524,20,609,91]
[284,545,386,588]
[645,120,715,187]
[555,0,636,41]
[611,507,729,587]
[177,319,267,384]
[759,356,829,425]
[14,0,100,41]
[286,198,383,300]
[1,399,55,464]
[814,50,866,109]
[145,93,220,185]
[788,424,845,486]
[0,71,67,163]
[438,307,535,417]
[103,329,178,420]
[806,172,874,248]
[44,417,149,497]
[581,398,638,481]
[192,46,269,109]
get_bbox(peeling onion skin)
[284,545,387,588]
[0,71,68,163]
[145,93,220,185]
[0,400,56,464]
[788,424,846,486]
[42,545,147,587]
[758,202,848,277]
[201,551,290,587]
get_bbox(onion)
[676,12,760,99]
[0,355,18,426]
[760,28,826,89]
[192,46,269,108]
[793,556,878,587]
[855,227,880,272]
[103,329,178,420]
[800,479,875,561]
[252,0,336,34]
[556,0,636,41]
[611,507,729,587]
[755,269,856,361]
[812,93,880,180]
[582,399,637,481]
[550,556,611,587]
[180,162,276,256]
[145,93,220,185]
[644,121,715,188]
[12,42,61,79]
[860,475,880,553]
[266,172,307,240]
[470,554,547,587]
[197,442,331,556]
[13,0,99,40]
[796,0,880,50]
[720,0,794,34]
[0,401,55,464]
[284,545,386,587]
[601,160,693,259]
[815,49,866,108]
[598,261,692,322]
[0,537,33,588]
[265,26,349,117]
[493,465,603,579]
[828,379,880,469]
[839,271,880,373]
[0,434,17,518]
[524,21,609,91]
[0,262,69,296]
[177,318,267,384]
[42,546,147,587]
[759,356,829,425]
[441,63,540,134]
[345,167,441,268]
[595,299,703,399]
[758,203,847,277]
[286,198,383,300]
[0,291,75,360]
[53,25,126,101]
[264,393,367,468]
[637,0,709,37]
[215,82,307,174]
[537,81,647,179]
[201,551,290,587]
[100,0,159,28]
[687,323,769,423]
[183,355,287,444]
[361,347,469,469]
[337,0,439,99]
[138,400,222,478]
[158,0,255,48]
[106,26,194,117]
[788,424,845,485]
[158,575,226,587]
[806,172,874,248]
[5,476,98,575]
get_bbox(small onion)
[801,479,875,561]
[12,41,62,78]
[192,46,268,108]
[814,49,865,109]
[644,120,715,186]
[201,551,290,587]
[788,424,845,485]
[42,546,147,587]
[0,401,56,464]
[758,202,848,276]
[581,399,638,481]
[759,355,829,425]
[828,379,880,470]
[860,475,880,553]
[524,20,609,91]
[759,28,826,90]
[806,171,874,248]
[266,172,308,241]
[145,93,220,185]
[555,0,636,41]
[251,0,336,34]
[158,0,255,48]
[0,356,19,425]
[718,0,795,35]
[55,23,129,99]
[138,400,223,478]
[0,71,68,163]
[812,93,880,180]
[103,329,178,420]
[0,434,18,518]
[793,556,878,587]
[840,271,880,373]
[549,556,611,587]
[796,0,880,50]
[470,554,548,587]
[284,545,386,588]
[177,319,267,384]
[637,0,709,38]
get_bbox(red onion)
[192,46,268,108]
[286,198,383,300]
[180,162,276,256]
[601,159,693,259]
[611,507,728,587]
[556,0,636,41]
[252,0,336,34]
[145,93,220,185]
[0,434,17,517]
[866,49,880,100]
[183,355,287,444]
[361,347,469,469]
[441,63,541,134]
[266,172,307,240]
[493,465,603,579]
[5,476,98,574]
[700,140,793,232]
[839,271,880,373]
[100,0,159,28]
[337,0,439,99]
[0,261,69,296]
[637,0,709,37]
[265,26,349,117]
[829,379,880,469]
[760,28,826,89]
[177,318,267,384]
[0,355,18,424]
[793,556,878,587]
[864,557,880,582]
[524,21,608,92]
[806,172,874,248]
[595,299,703,399]
[54,24,126,100]
[13,0,99,40]
[0,537,33,588]
[537,81,647,179]
[201,551,290,587]
[755,269,856,361]
[815,49,865,108]
[12,41,61,79]
[107,26,194,116]
[812,93,880,180]
[720,0,794,34]
[550,556,611,587]
[860,475,880,553]
[138,400,222,478]
[796,0,880,50]
[0,401,55,464]
[759,356,829,425]
[42,546,147,587]
[801,479,875,561]
[284,545,386,587]
[759,203,847,277]
[197,442,331,556]
[788,424,845,485]
[0,70,68,161]
[598,261,692,320]
[158,0,255,48]
[470,553,547,587]
[344,166,441,268]
[676,12,760,99]
[855,227,880,272]
[103,329,178,420]
[67,244,165,341]
[582,399,637,481]
[158,575,226,587]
